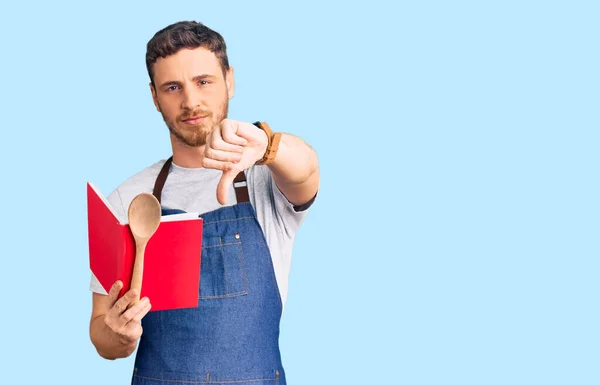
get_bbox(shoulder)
[118,159,167,191]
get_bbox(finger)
[121,322,144,343]
[204,147,243,163]
[128,302,152,324]
[217,169,238,205]
[109,288,139,319]
[202,157,235,171]
[210,127,245,153]
[107,280,123,307]
[220,120,248,146]
[236,122,267,143]
[119,297,150,324]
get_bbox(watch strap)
[253,121,281,165]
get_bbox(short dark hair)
[146,21,229,86]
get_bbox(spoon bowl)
[128,193,162,238]
[127,192,161,305]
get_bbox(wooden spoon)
[127,192,161,306]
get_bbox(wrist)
[253,121,281,165]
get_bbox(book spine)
[120,224,135,296]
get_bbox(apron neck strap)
[152,156,250,204]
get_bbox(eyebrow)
[158,74,217,89]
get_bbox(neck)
[170,135,207,168]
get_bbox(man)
[88,21,319,385]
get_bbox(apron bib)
[131,157,286,385]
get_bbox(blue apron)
[131,157,286,384]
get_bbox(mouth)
[181,116,207,125]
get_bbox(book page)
[87,182,122,223]
[160,213,200,222]
[88,182,200,224]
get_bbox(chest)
[160,176,238,215]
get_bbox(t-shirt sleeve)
[89,273,108,294]
[264,167,317,236]
[88,188,126,295]
[107,187,128,222]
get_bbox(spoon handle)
[129,239,147,306]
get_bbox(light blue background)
[0,1,598,384]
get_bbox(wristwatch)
[253,121,281,165]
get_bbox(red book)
[86,182,203,311]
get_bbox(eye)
[199,80,210,86]
[166,85,180,92]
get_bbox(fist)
[103,281,152,345]
[203,119,268,204]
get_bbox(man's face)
[150,47,234,147]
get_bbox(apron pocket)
[200,233,248,299]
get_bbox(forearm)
[90,315,137,360]
[268,133,318,184]
[266,133,319,206]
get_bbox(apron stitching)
[200,291,247,299]
[238,241,249,294]
[219,236,230,295]
[134,374,279,383]
[203,241,241,248]
[203,216,254,225]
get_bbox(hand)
[203,119,268,204]
[103,281,152,345]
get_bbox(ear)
[226,67,235,99]
[150,82,160,112]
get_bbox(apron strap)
[233,170,250,203]
[152,156,250,204]
[152,156,172,204]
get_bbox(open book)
[86,182,203,311]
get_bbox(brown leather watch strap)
[254,122,281,165]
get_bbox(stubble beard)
[160,98,229,147]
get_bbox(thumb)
[108,280,123,307]
[217,169,238,205]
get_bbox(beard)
[159,97,229,147]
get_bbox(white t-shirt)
[89,159,312,308]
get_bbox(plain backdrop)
[0,1,598,384]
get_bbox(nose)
[181,84,202,111]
